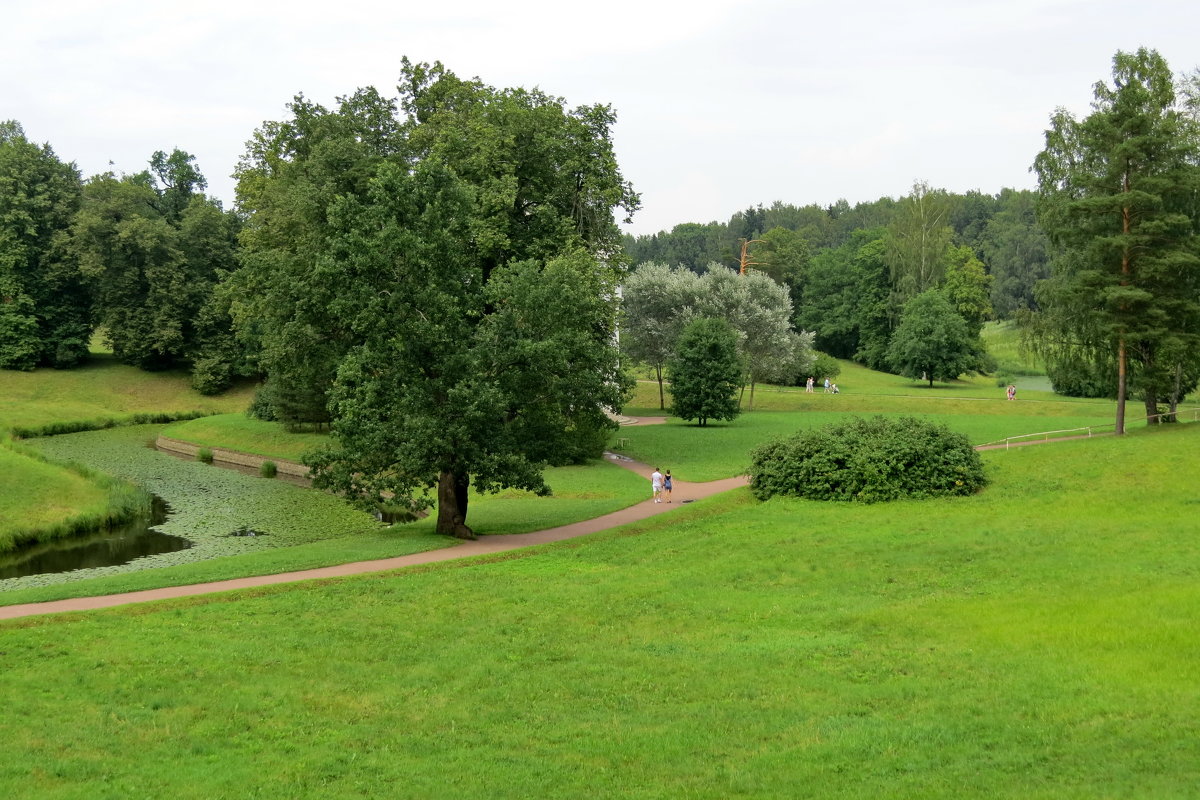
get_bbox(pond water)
[0,497,192,580]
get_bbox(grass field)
[1,424,1197,797]
[0,354,255,434]
[159,413,328,461]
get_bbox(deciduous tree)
[275,61,638,538]
[667,317,741,426]
[887,290,978,387]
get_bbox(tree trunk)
[655,364,665,410]
[1116,194,1129,435]
[436,469,475,539]
[1116,336,1127,435]
[749,376,756,412]
[1169,362,1183,421]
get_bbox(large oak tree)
[242,61,638,537]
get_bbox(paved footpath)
[0,451,747,621]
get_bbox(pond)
[0,497,192,580]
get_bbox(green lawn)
[0,445,112,550]
[160,413,328,462]
[1,424,1197,797]
[614,409,1115,482]
[0,354,255,434]
[627,358,1114,415]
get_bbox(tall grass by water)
[0,439,151,552]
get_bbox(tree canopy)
[887,290,979,387]
[239,61,639,537]
[1032,47,1200,430]
[667,317,742,427]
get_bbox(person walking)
[651,467,664,503]
[823,378,831,393]
[663,469,673,502]
[805,376,814,393]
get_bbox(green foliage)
[980,189,1050,317]
[259,460,277,478]
[236,64,638,536]
[0,120,88,370]
[887,290,981,386]
[667,317,742,426]
[810,352,841,382]
[942,244,993,334]
[749,415,987,503]
[190,354,232,395]
[1032,48,1200,426]
[246,386,278,422]
[74,154,239,373]
[196,447,213,464]
[886,180,953,304]
[8,409,213,439]
[795,230,893,369]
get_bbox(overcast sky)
[5,0,1199,235]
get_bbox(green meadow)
[1,423,1198,797]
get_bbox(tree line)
[622,48,1200,424]
[3,48,1197,535]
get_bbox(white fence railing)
[976,406,1200,450]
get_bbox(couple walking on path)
[651,467,673,503]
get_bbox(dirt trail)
[0,450,746,621]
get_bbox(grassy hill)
[1,422,1197,796]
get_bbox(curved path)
[0,451,747,621]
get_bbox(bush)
[749,415,987,503]
[260,460,278,478]
[191,356,233,396]
[246,385,278,422]
[811,352,841,383]
[196,447,214,464]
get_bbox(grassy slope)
[0,354,255,432]
[160,414,328,461]
[0,446,110,547]
[1,426,1197,797]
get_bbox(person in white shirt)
[650,468,664,503]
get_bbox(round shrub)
[191,356,233,396]
[196,447,214,464]
[749,415,987,503]
[260,460,278,479]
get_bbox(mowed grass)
[0,354,255,433]
[0,446,111,548]
[2,425,1198,797]
[160,413,328,462]
[615,410,1115,482]
[626,359,1114,415]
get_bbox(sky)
[5,0,1200,236]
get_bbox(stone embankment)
[155,436,311,481]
